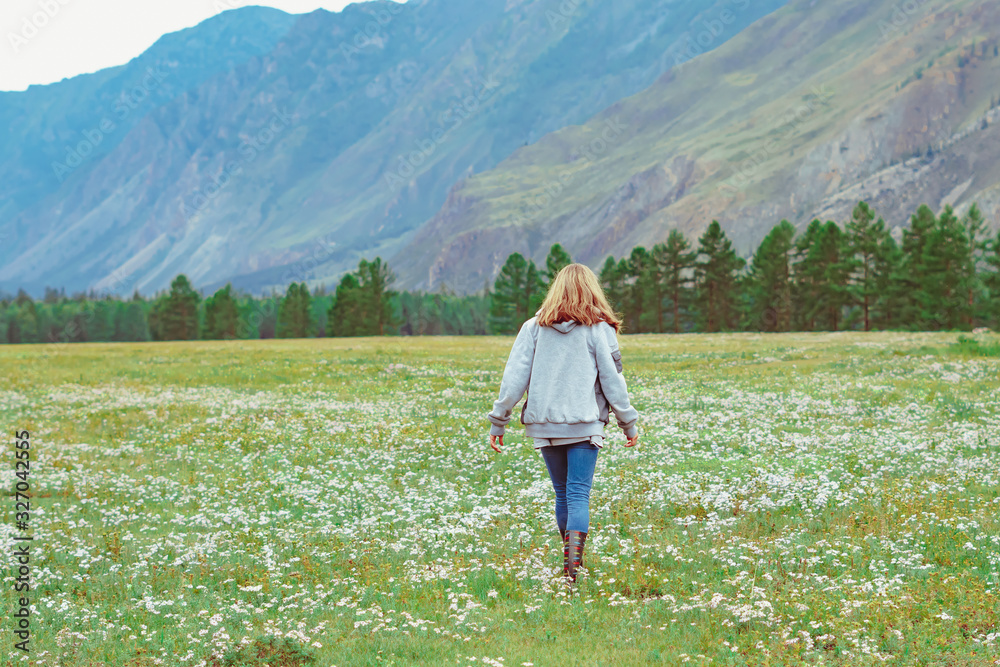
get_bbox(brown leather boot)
[566,530,587,583]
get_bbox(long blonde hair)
[536,263,623,333]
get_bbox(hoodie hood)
[552,320,578,334]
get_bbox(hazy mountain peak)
[1,0,787,296]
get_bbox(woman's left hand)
[489,434,504,453]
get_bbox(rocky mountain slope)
[0,0,786,296]
[398,0,1000,293]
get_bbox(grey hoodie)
[486,316,639,448]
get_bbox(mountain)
[398,0,1000,293]
[0,0,787,297]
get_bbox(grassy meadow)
[1,332,999,666]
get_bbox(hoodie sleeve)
[594,323,639,438]
[486,319,537,436]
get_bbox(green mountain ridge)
[396,0,1000,293]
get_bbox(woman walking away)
[486,263,640,585]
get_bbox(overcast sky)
[1,0,405,91]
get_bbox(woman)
[486,263,640,585]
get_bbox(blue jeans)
[540,441,599,534]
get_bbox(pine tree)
[310,290,333,338]
[985,228,1000,329]
[845,201,889,332]
[544,243,573,283]
[62,298,90,343]
[36,302,57,343]
[647,243,669,333]
[204,284,239,340]
[89,300,117,342]
[920,205,972,330]
[655,230,696,334]
[960,203,988,328]
[352,258,397,335]
[150,275,200,341]
[117,301,151,341]
[328,273,366,337]
[395,291,416,336]
[873,232,905,330]
[895,204,936,329]
[625,246,653,333]
[489,252,544,334]
[13,293,40,343]
[419,293,443,336]
[792,219,824,331]
[256,294,280,339]
[276,282,312,338]
[4,305,21,344]
[695,221,745,333]
[746,220,796,332]
[809,221,851,331]
[3,299,39,344]
[599,256,628,322]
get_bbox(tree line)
[488,201,1000,334]
[2,200,998,343]
[0,258,489,343]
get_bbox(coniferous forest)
[4,201,1000,343]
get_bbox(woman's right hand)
[625,434,639,447]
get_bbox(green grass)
[1,331,998,666]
